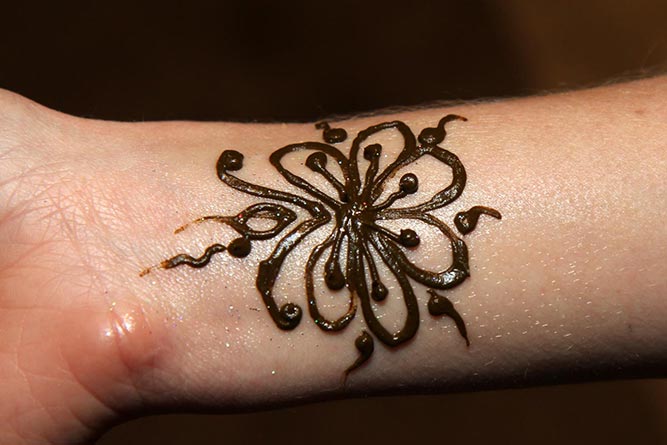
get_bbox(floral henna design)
[143,115,501,376]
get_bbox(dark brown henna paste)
[345,331,374,378]
[146,116,501,376]
[427,289,470,346]
[454,206,502,235]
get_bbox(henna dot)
[454,212,471,234]
[316,122,347,143]
[324,127,347,143]
[228,237,251,257]
[418,128,443,145]
[306,152,327,171]
[371,281,388,301]
[325,264,346,290]
[428,292,451,316]
[399,173,418,194]
[217,150,244,172]
[427,289,469,346]
[363,143,382,160]
[280,303,302,327]
[399,229,420,248]
[355,331,374,355]
[345,331,375,376]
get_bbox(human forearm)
[1,77,665,443]
[117,77,667,404]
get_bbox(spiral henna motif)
[147,116,501,376]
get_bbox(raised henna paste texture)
[143,116,501,376]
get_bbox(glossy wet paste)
[144,116,501,375]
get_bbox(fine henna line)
[162,243,228,269]
[140,243,227,277]
[146,116,501,377]
[427,289,470,347]
[344,330,374,382]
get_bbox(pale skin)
[0,77,665,444]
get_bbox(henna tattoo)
[144,115,501,376]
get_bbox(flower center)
[339,197,421,249]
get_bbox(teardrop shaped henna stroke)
[427,289,470,346]
[344,330,374,378]
[455,206,503,234]
[148,116,501,376]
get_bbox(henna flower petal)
[373,213,469,290]
[270,142,352,208]
[348,120,418,200]
[355,228,420,346]
[372,116,468,214]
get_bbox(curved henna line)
[375,212,469,289]
[359,228,420,346]
[313,164,348,202]
[372,189,408,212]
[359,145,381,203]
[418,115,468,146]
[454,206,502,235]
[379,144,466,214]
[367,115,467,211]
[231,203,298,239]
[217,151,334,330]
[270,142,351,210]
[175,203,297,240]
[368,146,422,203]
[174,215,232,234]
[305,231,356,331]
[217,150,325,217]
[427,289,469,346]
[348,120,417,196]
[257,215,331,330]
[358,238,387,301]
[316,122,348,144]
[364,221,403,245]
[160,243,227,270]
[324,226,347,288]
[344,331,374,378]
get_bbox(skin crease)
[0,77,665,443]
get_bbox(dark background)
[3,1,667,122]
[1,1,666,444]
